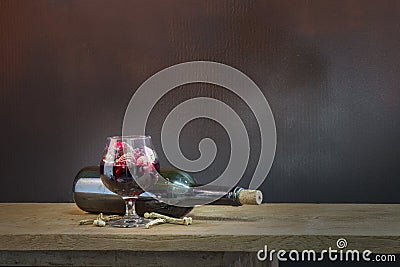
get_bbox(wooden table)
[0,203,399,266]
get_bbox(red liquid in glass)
[100,158,160,197]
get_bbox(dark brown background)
[0,0,399,204]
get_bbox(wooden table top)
[0,203,398,253]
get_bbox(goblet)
[100,135,159,227]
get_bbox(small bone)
[100,214,121,222]
[144,212,192,225]
[145,218,166,229]
[93,219,106,227]
[79,219,94,225]
[79,213,122,226]
[181,217,193,226]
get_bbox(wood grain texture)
[0,203,398,254]
[0,251,275,267]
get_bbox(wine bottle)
[73,166,263,218]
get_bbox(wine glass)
[100,135,159,227]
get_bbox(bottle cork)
[238,189,263,205]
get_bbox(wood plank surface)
[0,203,398,254]
[0,251,276,267]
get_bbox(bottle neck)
[208,187,243,206]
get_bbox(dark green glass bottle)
[73,166,262,218]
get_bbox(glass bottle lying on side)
[73,166,263,218]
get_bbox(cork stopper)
[238,189,263,205]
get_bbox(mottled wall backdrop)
[0,0,399,203]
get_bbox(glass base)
[109,214,151,228]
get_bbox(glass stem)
[123,197,137,217]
